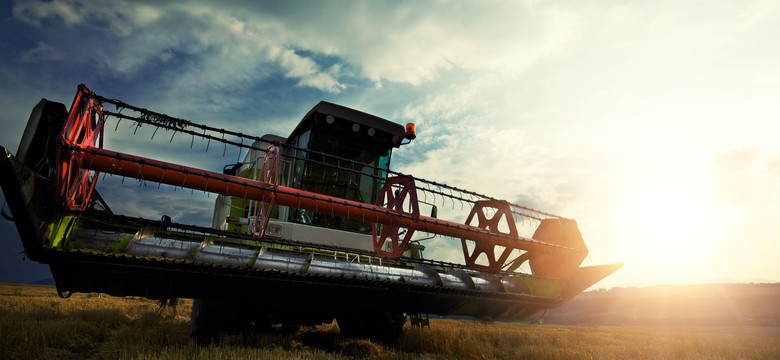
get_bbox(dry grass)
[1,283,779,359]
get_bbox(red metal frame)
[75,147,578,259]
[461,200,519,272]
[372,176,419,258]
[250,145,280,238]
[57,85,103,211]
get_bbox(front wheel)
[336,311,406,345]
[190,299,257,344]
[190,299,219,345]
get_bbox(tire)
[191,299,278,344]
[337,311,406,345]
[190,299,220,345]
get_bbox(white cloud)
[12,1,579,92]
[12,0,345,95]
[272,46,345,93]
[710,147,780,207]
[96,177,216,226]
[12,0,159,36]
[254,1,579,86]
[13,0,83,27]
[18,42,64,63]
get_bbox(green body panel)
[521,274,566,298]
[47,215,76,249]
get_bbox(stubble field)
[1,283,778,359]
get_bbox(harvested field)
[1,283,778,359]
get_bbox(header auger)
[0,84,621,343]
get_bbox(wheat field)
[1,283,778,359]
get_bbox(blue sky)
[1,0,780,287]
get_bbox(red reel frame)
[461,200,519,273]
[250,145,280,238]
[372,176,419,258]
[57,84,104,211]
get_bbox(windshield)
[290,128,392,233]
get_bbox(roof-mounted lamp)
[405,123,416,141]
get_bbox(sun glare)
[616,175,721,284]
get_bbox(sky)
[1,0,779,288]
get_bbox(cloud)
[13,0,162,36]
[710,147,780,207]
[393,70,596,220]
[96,176,216,227]
[244,1,579,87]
[11,1,577,93]
[12,0,345,96]
[18,42,64,63]
[13,0,83,27]
[270,46,345,93]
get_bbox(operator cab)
[214,101,415,253]
[284,101,407,233]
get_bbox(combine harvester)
[0,85,620,342]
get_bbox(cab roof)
[287,101,406,148]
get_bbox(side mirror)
[223,163,242,176]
